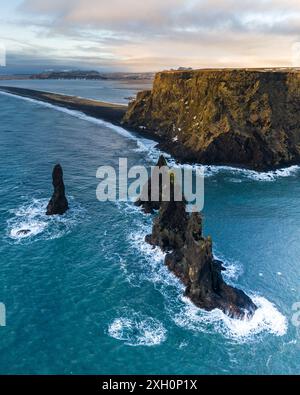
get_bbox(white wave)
[170,160,300,182]
[129,230,165,265]
[211,164,300,181]
[6,197,85,244]
[118,256,138,287]
[114,200,149,217]
[126,220,287,342]
[165,156,300,182]
[107,310,167,346]
[134,139,173,164]
[172,295,287,342]
[128,227,183,289]
[178,340,188,349]
[9,220,46,239]
[134,139,161,163]
[213,250,243,281]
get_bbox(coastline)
[1,85,300,174]
[0,86,127,126]
[123,69,300,171]
[0,82,292,373]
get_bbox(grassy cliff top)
[160,67,300,74]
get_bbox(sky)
[1,0,300,73]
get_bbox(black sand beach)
[0,86,127,125]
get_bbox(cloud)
[2,0,300,71]
[19,0,300,35]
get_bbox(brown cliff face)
[123,69,300,170]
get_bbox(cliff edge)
[123,69,300,170]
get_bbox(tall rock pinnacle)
[141,157,257,319]
[46,164,69,215]
[135,154,168,213]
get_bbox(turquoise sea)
[0,80,299,374]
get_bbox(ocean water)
[0,81,299,374]
[0,78,152,104]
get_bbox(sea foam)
[6,197,85,244]
[127,222,288,343]
[107,309,167,346]
[170,160,300,182]
[171,295,287,343]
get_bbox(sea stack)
[135,154,168,213]
[46,164,69,215]
[147,198,257,319]
[142,156,257,319]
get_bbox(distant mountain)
[29,70,107,80]
[0,70,155,81]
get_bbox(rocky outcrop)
[16,229,31,236]
[146,196,257,319]
[141,156,256,319]
[135,155,168,213]
[46,164,69,215]
[123,68,300,170]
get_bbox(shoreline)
[123,68,300,172]
[1,85,300,173]
[0,86,127,126]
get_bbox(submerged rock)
[46,164,69,215]
[16,229,31,236]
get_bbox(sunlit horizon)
[1,0,300,73]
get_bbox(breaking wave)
[169,160,300,182]
[171,295,287,343]
[127,222,288,343]
[6,197,85,244]
[213,250,243,282]
[201,164,300,182]
[107,310,167,346]
[127,225,183,290]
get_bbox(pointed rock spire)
[135,154,169,213]
[46,164,69,215]
[143,161,257,320]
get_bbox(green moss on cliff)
[123,69,300,170]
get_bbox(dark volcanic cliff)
[46,164,68,215]
[123,69,300,170]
